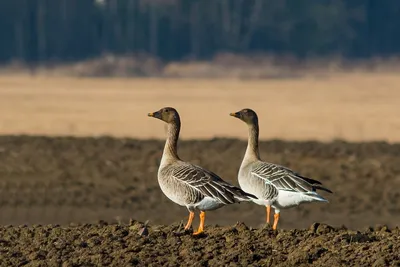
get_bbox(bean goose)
[230,108,332,230]
[148,107,257,235]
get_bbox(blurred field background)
[1,72,400,142]
[1,0,400,230]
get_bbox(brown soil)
[1,222,399,266]
[0,136,399,266]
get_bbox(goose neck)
[161,121,180,164]
[244,123,260,162]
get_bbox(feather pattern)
[163,162,252,205]
[250,161,332,196]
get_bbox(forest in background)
[0,0,400,65]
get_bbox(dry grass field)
[0,73,399,142]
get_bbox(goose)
[230,108,332,230]
[148,107,257,235]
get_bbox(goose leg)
[184,211,195,230]
[193,211,205,235]
[272,213,280,230]
[266,205,271,224]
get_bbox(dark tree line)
[0,0,400,64]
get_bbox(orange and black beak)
[230,111,241,118]
[148,110,161,119]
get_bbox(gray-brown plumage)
[148,107,256,235]
[230,108,332,230]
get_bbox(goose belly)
[193,197,224,211]
[238,174,275,206]
[157,176,198,207]
[274,191,318,209]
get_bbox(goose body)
[231,108,332,230]
[148,107,256,235]
[239,160,330,209]
[158,161,251,211]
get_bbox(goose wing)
[172,163,256,204]
[251,162,332,194]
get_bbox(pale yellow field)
[0,73,399,142]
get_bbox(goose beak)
[148,110,163,119]
[148,111,161,119]
[230,112,240,118]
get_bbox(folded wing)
[172,163,256,204]
[251,162,332,194]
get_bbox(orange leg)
[193,211,205,235]
[184,211,195,230]
[272,213,280,230]
[266,205,271,224]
